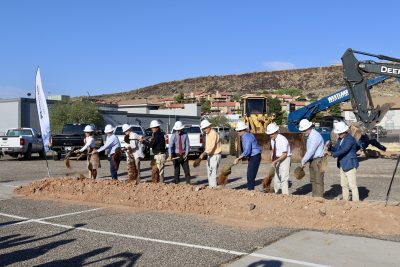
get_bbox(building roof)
[292,101,309,106]
[167,103,185,109]
[211,102,238,107]
[342,96,400,110]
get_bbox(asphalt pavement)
[1,153,400,266]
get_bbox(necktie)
[272,140,277,161]
[178,134,183,155]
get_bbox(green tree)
[175,92,185,103]
[266,97,283,125]
[327,103,342,117]
[233,94,241,102]
[276,88,302,96]
[201,99,211,113]
[209,115,230,127]
[50,100,104,134]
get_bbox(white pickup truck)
[0,128,45,160]
[166,124,204,156]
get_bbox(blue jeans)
[108,155,118,180]
[247,153,261,190]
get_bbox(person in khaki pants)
[199,119,221,189]
[331,121,360,201]
[266,123,291,195]
[142,120,166,182]
[299,119,326,197]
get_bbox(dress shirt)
[97,134,121,155]
[241,131,261,158]
[301,128,325,165]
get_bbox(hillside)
[94,65,400,103]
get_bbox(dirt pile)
[16,177,400,235]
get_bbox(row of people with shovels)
[69,118,358,201]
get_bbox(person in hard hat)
[200,119,221,189]
[266,122,291,195]
[299,119,325,197]
[331,121,359,201]
[168,121,191,184]
[144,120,166,182]
[95,124,121,180]
[233,121,262,190]
[74,125,100,179]
[121,124,144,182]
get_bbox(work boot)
[185,176,191,185]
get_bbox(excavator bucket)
[229,130,306,163]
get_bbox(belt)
[208,153,221,157]
[155,152,165,155]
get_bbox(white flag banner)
[35,68,51,153]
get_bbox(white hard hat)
[333,121,349,134]
[83,125,94,132]
[104,124,114,134]
[298,119,313,131]
[173,121,185,131]
[149,120,161,128]
[200,120,212,129]
[266,123,279,135]
[235,121,248,131]
[122,124,131,133]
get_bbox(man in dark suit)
[331,121,360,201]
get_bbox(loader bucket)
[254,132,306,163]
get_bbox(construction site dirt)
[2,151,398,235]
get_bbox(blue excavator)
[287,48,400,155]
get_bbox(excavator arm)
[287,76,390,132]
[341,49,400,130]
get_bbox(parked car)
[50,123,104,160]
[0,128,45,160]
[370,126,387,138]
[212,126,231,141]
[166,125,204,155]
[114,125,150,158]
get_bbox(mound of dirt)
[16,177,400,235]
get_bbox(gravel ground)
[1,153,399,202]
[1,153,399,266]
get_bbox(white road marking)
[0,208,103,227]
[0,211,327,267]
[37,207,104,220]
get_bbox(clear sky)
[0,0,399,98]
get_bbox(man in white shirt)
[266,123,291,195]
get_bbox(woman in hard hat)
[121,124,144,183]
[266,122,291,195]
[74,125,100,179]
[95,124,121,180]
[200,119,221,189]
[331,121,359,201]
[233,121,262,190]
